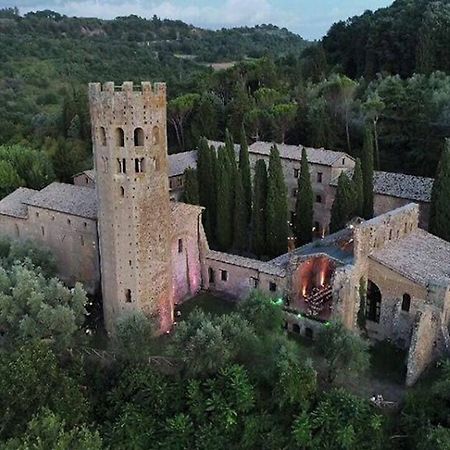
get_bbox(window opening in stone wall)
[125,289,132,303]
[402,293,411,312]
[389,229,393,240]
[117,158,127,174]
[292,189,298,198]
[120,186,125,197]
[100,127,107,146]
[269,282,277,292]
[305,327,314,339]
[101,156,109,173]
[366,280,382,323]
[67,219,71,225]
[178,238,183,253]
[342,158,345,165]
[251,277,259,288]
[41,226,45,236]
[134,127,144,146]
[208,267,215,283]
[221,270,228,281]
[317,172,323,183]
[294,168,299,178]
[135,158,145,173]
[292,323,300,334]
[115,127,125,147]
[152,126,160,145]
[316,194,322,203]
[404,222,408,233]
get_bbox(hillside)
[322,0,450,78]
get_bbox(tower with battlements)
[88,81,174,334]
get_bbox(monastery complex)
[0,81,449,386]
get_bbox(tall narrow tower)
[88,81,173,334]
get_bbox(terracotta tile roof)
[206,250,286,277]
[370,228,450,286]
[0,187,37,219]
[331,170,433,203]
[24,182,97,219]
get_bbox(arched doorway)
[366,280,382,323]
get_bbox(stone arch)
[115,127,125,147]
[152,125,160,145]
[134,127,144,146]
[366,280,381,323]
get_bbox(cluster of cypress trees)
[184,130,289,259]
[330,128,374,233]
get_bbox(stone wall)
[374,194,430,230]
[204,252,286,300]
[73,173,95,189]
[0,208,100,293]
[406,308,441,386]
[170,203,205,305]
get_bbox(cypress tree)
[251,159,268,257]
[216,147,233,250]
[266,145,289,258]
[352,158,364,218]
[233,170,247,253]
[197,138,214,240]
[330,172,354,233]
[224,129,237,229]
[182,167,199,205]
[239,124,252,223]
[361,128,374,219]
[430,140,450,241]
[208,144,218,239]
[294,148,313,246]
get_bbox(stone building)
[0,80,447,385]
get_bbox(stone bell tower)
[88,81,174,334]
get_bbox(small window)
[404,222,408,233]
[315,194,322,203]
[41,226,45,236]
[84,222,87,227]
[152,126,160,145]
[85,176,89,184]
[134,127,144,146]
[251,277,259,288]
[305,327,314,340]
[67,219,71,225]
[125,289,132,303]
[176,177,183,187]
[120,186,125,197]
[117,158,127,174]
[292,189,298,198]
[342,158,345,165]
[294,168,299,178]
[292,323,300,334]
[208,267,215,283]
[169,178,175,189]
[80,235,85,246]
[135,157,145,173]
[115,127,125,147]
[35,212,39,218]
[178,238,183,253]
[269,282,277,292]
[101,156,108,173]
[389,229,393,240]
[221,270,228,282]
[99,127,107,146]
[402,294,411,312]
[317,172,323,183]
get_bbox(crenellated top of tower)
[89,81,166,113]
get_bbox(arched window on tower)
[99,127,107,146]
[134,127,144,146]
[152,126,160,145]
[120,186,125,197]
[115,127,125,147]
[401,293,411,312]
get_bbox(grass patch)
[176,292,236,319]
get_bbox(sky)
[3,0,394,39]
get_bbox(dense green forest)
[0,1,449,189]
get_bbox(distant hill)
[322,0,450,78]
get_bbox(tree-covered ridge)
[323,0,450,78]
